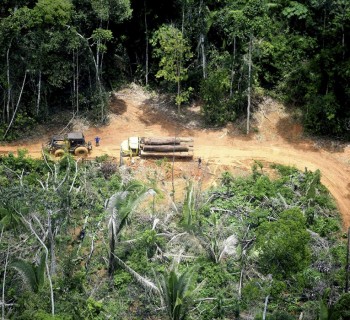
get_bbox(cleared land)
[1,86,350,228]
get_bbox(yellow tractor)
[46,132,92,157]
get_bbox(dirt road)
[1,86,350,228]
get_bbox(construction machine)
[45,132,92,157]
[120,137,194,159]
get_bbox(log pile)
[139,137,194,158]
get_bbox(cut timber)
[140,137,194,145]
[140,151,193,158]
[140,143,193,148]
[142,145,191,152]
[121,136,194,159]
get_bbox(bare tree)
[3,70,28,139]
[19,213,55,316]
[36,71,42,116]
[230,37,236,98]
[1,246,9,320]
[246,35,252,135]
[144,0,149,85]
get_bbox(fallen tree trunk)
[140,151,193,158]
[140,137,193,145]
[140,143,193,148]
[142,145,191,152]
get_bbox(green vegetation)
[1,0,350,139]
[0,153,348,319]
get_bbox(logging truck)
[120,137,194,159]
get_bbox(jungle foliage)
[0,153,348,319]
[1,0,350,139]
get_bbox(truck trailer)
[120,137,194,159]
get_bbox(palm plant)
[106,180,151,276]
[105,180,198,319]
[156,266,196,320]
[11,253,46,293]
[0,207,22,231]
[181,182,196,230]
[0,199,26,231]
[191,214,238,264]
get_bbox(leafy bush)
[255,208,311,279]
[200,69,236,126]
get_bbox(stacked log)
[140,137,193,145]
[142,145,192,152]
[139,137,194,158]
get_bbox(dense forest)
[0,0,350,139]
[0,152,349,319]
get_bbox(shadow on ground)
[275,108,347,153]
[110,95,127,115]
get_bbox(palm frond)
[11,259,38,292]
[319,299,329,320]
[0,206,24,231]
[114,254,159,293]
[35,253,46,289]
[108,209,118,239]
[105,192,125,216]
[218,234,238,262]
[152,218,160,230]
[182,182,195,229]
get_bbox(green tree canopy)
[255,208,311,279]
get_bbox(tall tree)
[151,24,193,112]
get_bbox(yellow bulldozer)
[45,132,92,157]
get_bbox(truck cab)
[120,137,140,157]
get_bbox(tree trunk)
[144,0,149,85]
[76,49,79,114]
[238,260,244,300]
[45,258,55,316]
[75,31,105,122]
[48,211,56,276]
[72,50,79,115]
[141,137,193,145]
[140,151,193,158]
[95,41,105,122]
[6,43,11,123]
[200,33,206,79]
[246,36,252,135]
[230,37,236,98]
[21,215,55,316]
[142,145,190,152]
[198,0,207,79]
[73,50,76,111]
[181,1,185,35]
[36,71,41,116]
[262,295,269,320]
[108,224,116,276]
[3,70,27,139]
[1,246,9,320]
[177,76,181,113]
